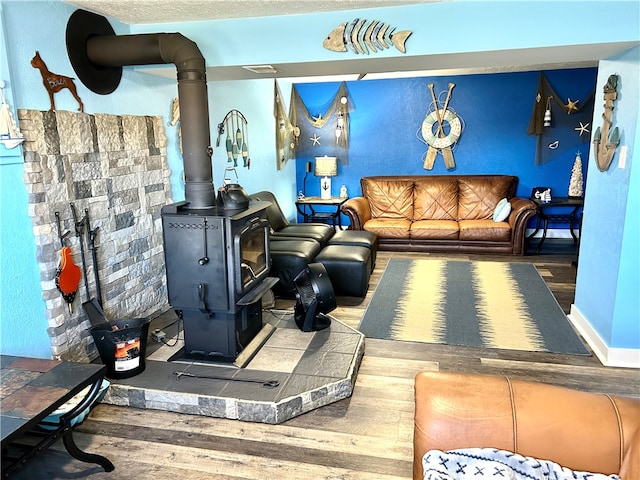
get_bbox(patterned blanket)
[422,449,621,480]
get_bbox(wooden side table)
[295,196,348,229]
[1,355,114,478]
[528,196,584,253]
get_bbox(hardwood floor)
[12,242,639,479]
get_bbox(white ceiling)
[62,0,634,81]
[65,0,440,24]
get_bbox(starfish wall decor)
[574,122,590,136]
[565,98,579,113]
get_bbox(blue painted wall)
[0,0,638,359]
[293,69,597,224]
[206,80,296,214]
[1,3,51,358]
[575,46,639,351]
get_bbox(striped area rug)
[359,258,589,354]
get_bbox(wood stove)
[161,201,276,361]
[65,10,279,361]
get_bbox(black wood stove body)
[161,201,275,361]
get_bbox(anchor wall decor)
[593,74,620,172]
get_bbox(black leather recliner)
[249,191,375,298]
[249,191,335,247]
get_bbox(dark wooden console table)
[0,355,114,478]
[295,196,348,228]
[528,196,584,253]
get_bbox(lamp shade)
[314,156,337,177]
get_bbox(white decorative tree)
[568,151,584,197]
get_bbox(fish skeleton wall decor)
[323,19,412,55]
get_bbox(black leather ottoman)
[327,230,377,271]
[314,245,372,297]
[270,226,335,248]
[269,238,322,296]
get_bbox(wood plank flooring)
[10,243,639,479]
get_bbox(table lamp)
[314,156,337,200]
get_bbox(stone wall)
[18,109,172,362]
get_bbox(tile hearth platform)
[99,310,365,424]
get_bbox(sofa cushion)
[414,372,640,480]
[270,224,335,247]
[458,176,515,220]
[459,219,512,241]
[620,429,640,480]
[410,220,459,240]
[361,177,414,220]
[363,218,411,238]
[413,177,458,221]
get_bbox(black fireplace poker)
[173,370,280,388]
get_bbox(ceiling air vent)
[242,65,280,74]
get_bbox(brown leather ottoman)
[314,244,371,297]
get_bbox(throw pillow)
[422,448,621,480]
[492,198,511,222]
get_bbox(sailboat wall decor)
[0,81,25,149]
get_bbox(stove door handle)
[198,283,212,316]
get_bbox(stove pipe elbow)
[67,10,215,209]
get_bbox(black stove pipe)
[66,11,215,209]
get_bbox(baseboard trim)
[569,304,640,369]
[526,228,578,239]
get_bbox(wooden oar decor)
[421,83,463,170]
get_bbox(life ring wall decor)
[420,83,463,170]
[421,108,462,149]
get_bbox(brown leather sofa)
[341,175,537,255]
[414,371,640,480]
